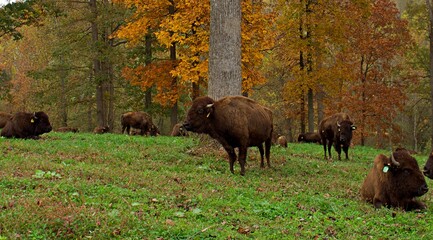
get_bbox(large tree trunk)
[90,0,105,127]
[427,0,433,149]
[169,0,178,128]
[208,0,242,100]
[307,88,314,132]
[144,32,152,109]
[316,86,324,127]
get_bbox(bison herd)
[1,95,433,211]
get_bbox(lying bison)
[319,113,356,160]
[423,151,433,179]
[0,112,12,129]
[121,111,159,136]
[277,135,287,148]
[94,126,110,134]
[1,111,52,139]
[171,123,188,136]
[56,127,79,133]
[298,132,321,144]
[183,96,273,176]
[361,149,428,211]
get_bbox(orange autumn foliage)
[113,0,275,104]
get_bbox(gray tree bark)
[208,0,242,100]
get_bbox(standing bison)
[298,132,321,144]
[361,149,428,211]
[1,111,52,139]
[183,96,273,176]
[319,113,356,160]
[0,112,12,129]
[121,111,159,136]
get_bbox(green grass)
[0,132,432,239]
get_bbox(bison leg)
[258,144,265,168]
[222,146,237,174]
[265,138,271,168]
[334,144,342,161]
[405,199,427,211]
[327,140,333,160]
[238,146,248,176]
[343,145,349,160]
[373,198,384,209]
[126,126,131,135]
[322,139,328,159]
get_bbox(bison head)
[297,133,305,142]
[423,151,433,179]
[33,112,52,136]
[183,96,215,134]
[382,150,428,198]
[336,120,356,144]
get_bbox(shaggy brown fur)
[277,135,287,148]
[1,111,52,139]
[93,126,110,134]
[56,127,79,133]
[171,123,188,136]
[183,96,273,176]
[319,113,356,160]
[121,111,159,136]
[298,132,321,144]
[361,149,428,211]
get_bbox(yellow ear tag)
[31,119,35,123]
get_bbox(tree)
[426,0,433,149]
[208,0,242,99]
[340,0,412,146]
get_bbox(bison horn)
[337,121,341,127]
[390,153,400,167]
[206,103,214,108]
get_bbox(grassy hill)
[0,132,432,239]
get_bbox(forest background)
[0,0,430,152]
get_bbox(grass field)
[0,132,432,239]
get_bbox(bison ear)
[205,103,214,118]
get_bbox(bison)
[361,149,428,211]
[183,96,273,176]
[423,151,433,179]
[121,111,159,136]
[298,132,321,144]
[56,127,79,133]
[171,123,188,136]
[0,112,12,129]
[319,113,356,160]
[277,135,288,148]
[93,126,110,134]
[1,111,52,139]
